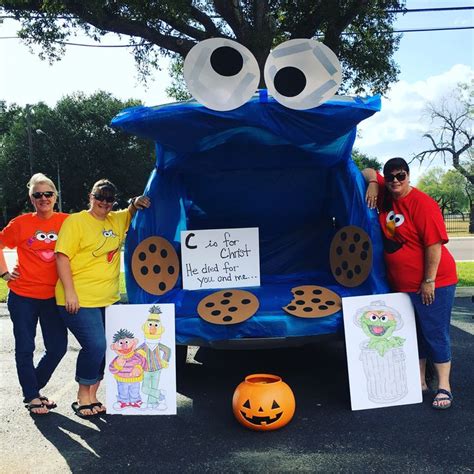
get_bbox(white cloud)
[355,64,473,183]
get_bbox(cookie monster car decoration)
[111,38,390,347]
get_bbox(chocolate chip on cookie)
[197,289,259,325]
[330,226,372,287]
[132,236,180,295]
[283,285,341,318]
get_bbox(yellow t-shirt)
[55,209,131,307]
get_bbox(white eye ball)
[264,39,342,110]
[386,211,395,223]
[36,232,47,241]
[47,233,58,241]
[394,214,405,227]
[183,38,260,111]
[103,230,113,237]
[370,314,378,321]
[380,315,387,322]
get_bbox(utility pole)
[25,104,34,175]
[36,129,63,212]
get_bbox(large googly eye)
[36,232,47,241]
[264,39,342,110]
[386,211,405,227]
[183,38,260,111]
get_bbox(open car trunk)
[111,93,389,345]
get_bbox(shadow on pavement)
[29,326,473,472]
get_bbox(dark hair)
[113,328,134,342]
[383,157,410,176]
[91,178,117,196]
[381,158,410,212]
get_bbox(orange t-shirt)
[0,212,69,299]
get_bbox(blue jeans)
[8,290,68,401]
[408,284,456,364]
[58,306,106,385]
[117,381,142,403]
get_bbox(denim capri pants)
[58,306,106,385]
[408,284,456,364]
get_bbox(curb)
[0,288,472,317]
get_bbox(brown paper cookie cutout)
[197,289,259,325]
[283,285,341,318]
[330,226,372,287]
[132,236,180,295]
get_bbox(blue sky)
[0,0,472,182]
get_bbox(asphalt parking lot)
[0,294,472,473]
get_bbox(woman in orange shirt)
[0,173,69,415]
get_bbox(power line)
[387,6,474,13]
[0,25,472,46]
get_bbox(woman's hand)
[418,281,435,305]
[65,290,80,314]
[133,196,151,210]
[2,269,20,281]
[365,182,379,209]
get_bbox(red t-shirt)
[375,173,457,292]
[0,212,69,299]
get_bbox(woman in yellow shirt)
[56,179,150,418]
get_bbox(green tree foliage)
[0,92,153,225]
[1,0,403,94]
[352,149,382,171]
[417,167,470,216]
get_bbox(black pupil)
[274,67,306,97]
[210,46,243,77]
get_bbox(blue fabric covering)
[111,93,390,344]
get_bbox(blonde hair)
[27,173,58,196]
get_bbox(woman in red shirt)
[0,173,69,415]
[363,157,457,410]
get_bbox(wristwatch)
[127,198,137,208]
[0,271,9,280]
[424,278,435,283]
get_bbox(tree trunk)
[469,203,474,234]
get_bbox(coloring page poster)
[342,293,422,411]
[181,227,260,290]
[105,304,177,415]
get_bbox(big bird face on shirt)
[92,229,120,263]
[27,230,59,262]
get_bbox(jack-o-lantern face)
[232,374,295,431]
[240,398,283,427]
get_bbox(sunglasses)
[93,193,115,203]
[32,191,55,199]
[384,172,407,183]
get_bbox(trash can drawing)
[359,341,408,403]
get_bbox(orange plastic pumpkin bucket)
[232,374,295,431]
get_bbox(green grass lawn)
[1,266,473,303]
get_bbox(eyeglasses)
[384,172,407,183]
[93,193,115,203]
[32,191,55,199]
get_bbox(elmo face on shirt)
[27,229,59,263]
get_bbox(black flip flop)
[90,402,106,413]
[432,388,453,410]
[25,402,49,416]
[39,396,57,410]
[71,402,98,418]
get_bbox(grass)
[1,266,473,304]
[456,262,474,287]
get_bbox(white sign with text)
[181,227,260,290]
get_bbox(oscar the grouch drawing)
[355,300,405,357]
[354,300,408,403]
